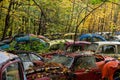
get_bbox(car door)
[73,56,101,80]
[1,61,25,80]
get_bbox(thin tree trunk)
[0,1,3,19]
[0,0,3,2]
[67,0,75,32]
[37,13,42,35]
[1,0,13,40]
[74,1,106,41]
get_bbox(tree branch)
[74,1,106,41]
[32,0,47,20]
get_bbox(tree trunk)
[37,13,42,35]
[1,0,13,40]
[37,12,46,35]
[32,0,47,35]
[67,0,75,33]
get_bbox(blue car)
[79,33,106,42]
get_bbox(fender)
[102,60,119,80]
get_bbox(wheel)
[113,71,120,80]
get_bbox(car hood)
[26,62,70,80]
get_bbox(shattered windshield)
[74,56,96,70]
[48,55,73,68]
[66,44,90,52]
[17,53,42,70]
[18,53,41,62]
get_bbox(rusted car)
[41,41,120,80]
[85,41,120,60]
[79,33,106,42]
[46,51,120,80]
[63,33,81,40]
[0,42,10,50]
[48,39,73,51]
[0,51,52,80]
[109,35,120,42]
[0,51,26,80]
[30,34,50,42]
[7,50,68,80]
[65,41,91,52]
[8,50,45,70]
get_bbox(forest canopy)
[0,0,120,40]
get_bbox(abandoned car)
[45,51,120,80]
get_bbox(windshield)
[49,43,65,51]
[48,55,73,68]
[98,45,116,54]
[17,53,42,70]
[74,56,96,70]
[18,54,30,62]
[66,44,90,52]
[86,43,98,51]
[17,53,41,62]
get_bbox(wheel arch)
[113,69,120,80]
[113,69,120,75]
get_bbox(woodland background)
[0,0,120,40]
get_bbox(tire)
[113,71,120,80]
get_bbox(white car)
[47,39,74,51]
[111,35,120,42]
[86,41,120,60]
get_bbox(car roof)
[48,39,74,46]
[9,50,35,54]
[79,33,106,41]
[65,41,91,46]
[114,35,120,39]
[0,51,18,66]
[64,33,80,36]
[93,41,120,45]
[8,50,44,61]
[65,51,94,58]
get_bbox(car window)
[74,56,96,70]
[50,43,65,51]
[66,45,82,52]
[86,43,98,51]
[83,44,90,50]
[2,63,20,80]
[64,35,73,39]
[82,37,92,42]
[48,55,73,68]
[50,44,60,50]
[18,54,30,62]
[118,45,120,54]
[29,54,41,61]
[18,53,41,62]
[93,37,102,42]
[17,53,41,70]
[98,45,115,54]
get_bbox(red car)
[41,41,120,80]
[65,41,91,52]
[46,51,120,80]
[0,51,26,80]
[0,51,51,80]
